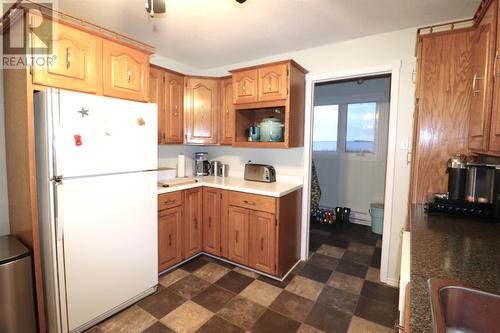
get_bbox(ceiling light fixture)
[235,0,247,3]
[145,0,166,18]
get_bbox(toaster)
[244,163,276,183]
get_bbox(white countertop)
[157,176,303,198]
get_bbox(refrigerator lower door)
[57,171,157,332]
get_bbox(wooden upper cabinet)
[149,67,165,144]
[469,5,496,152]
[158,206,183,272]
[257,63,288,102]
[184,188,203,258]
[185,77,219,144]
[249,210,276,275]
[233,69,258,104]
[489,0,500,153]
[220,77,235,145]
[31,20,102,93]
[227,206,250,265]
[103,39,149,102]
[165,72,184,143]
[203,188,221,256]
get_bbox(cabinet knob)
[261,237,264,251]
[243,200,256,206]
[208,216,212,228]
[236,231,239,243]
[168,234,172,246]
[127,69,132,83]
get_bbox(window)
[313,105,338,151]
[313,101,379,156]
[345,102,377,154]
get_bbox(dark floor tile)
[215,271,254,294]
[181,256,210,272]
[305,303,352,333]
[192,285,236,313]
[269,290,314,322]
[141,322,174,333]
[371,247,382,268]
[324,235,349,249]
[257,273,294,289]
[342,251,372,266]
[308,253,340,271]
[355,296,398,328]
[309,239,323,252]
[298,264,332,283]
[138,289,186,319]
[316,285,359,314]
[250,309,301,333]
[290,261,306,275]
[361,281,399,306]
[196,316,245,333]
[168,275,211,299]
[336,260,368,279]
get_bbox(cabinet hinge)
[274,264,277,270]
[220,193,223,199]
[220,246,222,252]
[287,68,289,76]
[275,219,278,227]
[163,76,166,83]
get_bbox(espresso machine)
[194,152,211,176]
[428,154,500,221]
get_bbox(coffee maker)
[194,152,211,176]
[428,155,500,221]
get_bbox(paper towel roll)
[177,153,185,178]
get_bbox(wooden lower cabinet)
[249,210,276,274]
[227,206,250,265]
[203,188,221,256]
[184,188,203,257]
[157,187,301,278]
[158,206,183,271]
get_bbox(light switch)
[400,138,409,150]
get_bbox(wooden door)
[158,206,183,271]
[203,188,221,256]
[31,20,102,93]
[184,188,203,257]
[257,64,288,102]
[165,72,184,143]
[233,69,258,104]
[227,206,249,265]
[489,1,500,152]
[249,210,276,274]
[469,3,496,152]
[149,67,165,144]
[103,39,149,102]
[185,77,219,144]
[220,77,235,145]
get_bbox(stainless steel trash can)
[0,235,37,333]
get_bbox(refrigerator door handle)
[49,88,64,178]
[54,181,64,243]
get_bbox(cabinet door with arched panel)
[31,20,102,93]
[232,69,258,104]
[184,77,219,144]
[257,63,288,102]
[103,39,149,102]
[165,72,184,143]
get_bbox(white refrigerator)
[35,88,158,333]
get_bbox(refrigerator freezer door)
[50,89,157,178]
[57,171,158,332]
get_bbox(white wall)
[198,27,417,283]
[313,77,391,217]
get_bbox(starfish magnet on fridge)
[78,107,89,118]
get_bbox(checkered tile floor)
[86,224,398,333]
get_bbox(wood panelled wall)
[410,30,475,203]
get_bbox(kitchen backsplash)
[158,145,304,183]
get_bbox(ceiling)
[56,0,480,69]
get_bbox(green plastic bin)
[369,203,384,235]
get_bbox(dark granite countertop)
[410,204,500,333]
